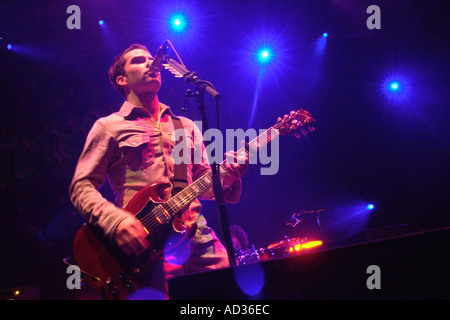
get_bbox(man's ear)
[116,75,127,86]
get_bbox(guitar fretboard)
[236,127,280,157]
[164,164,229,215]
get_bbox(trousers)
[128,215,230,299]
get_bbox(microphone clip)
[286,213,303,228]
[181,89,199,112]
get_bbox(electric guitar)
[72,109,316,299]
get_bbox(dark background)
[1,0,448,299]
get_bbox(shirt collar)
[119,101,179,120]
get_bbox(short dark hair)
[108,44,150,97]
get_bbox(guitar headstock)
[274,109,316,138]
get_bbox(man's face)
[119,48,162,95]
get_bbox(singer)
[69,43,249,299]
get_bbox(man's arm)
[190,120,248,203]
[69,120,149,256]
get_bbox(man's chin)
[141,80,161,90]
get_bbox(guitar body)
[73,182,196,300]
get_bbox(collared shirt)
[69,101,241,241]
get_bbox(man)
[69,44,248,298]
[230,225,260,265]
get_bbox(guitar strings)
[137,169,221,231]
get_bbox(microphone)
[149,40,169,73]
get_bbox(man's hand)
[222,150,249,187]
[114,216,151,257]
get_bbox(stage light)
[314,32,327,57]
[367,204,375,210]
[234,262,265,297]
[289,240,323,253]
[376,69,414,106]
[7,43,12,50]
[257,47,272,64]
[384,80,403,96]
[169,13,187,33]
[98,20,104,26]
[390,82,399,91]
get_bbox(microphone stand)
[164,57,236,267]
[287,207,332,242]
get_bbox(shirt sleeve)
[69,120,131,240]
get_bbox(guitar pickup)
[153,205,171,225]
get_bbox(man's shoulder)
[95,111,124,126]
[87,111,125,139]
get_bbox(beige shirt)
[69,101,241,241]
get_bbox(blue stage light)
[257,48,272,64]
[98,20,105,26]
[367,204,375,210]
[390,82,399,91]
[7,43,12,50]
[377,70,414,105]
[169,13,187,33]
[322,32,328,38]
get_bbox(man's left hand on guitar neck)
[222,150,249,190]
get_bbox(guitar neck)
[165,127,280,216]
[165,164,228,215]
[236,126,280,156]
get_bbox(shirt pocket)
[118,133,150,148]
[118,134,151,171]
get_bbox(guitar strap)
[171,116,188,196]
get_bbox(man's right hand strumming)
[114,216,151,257]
